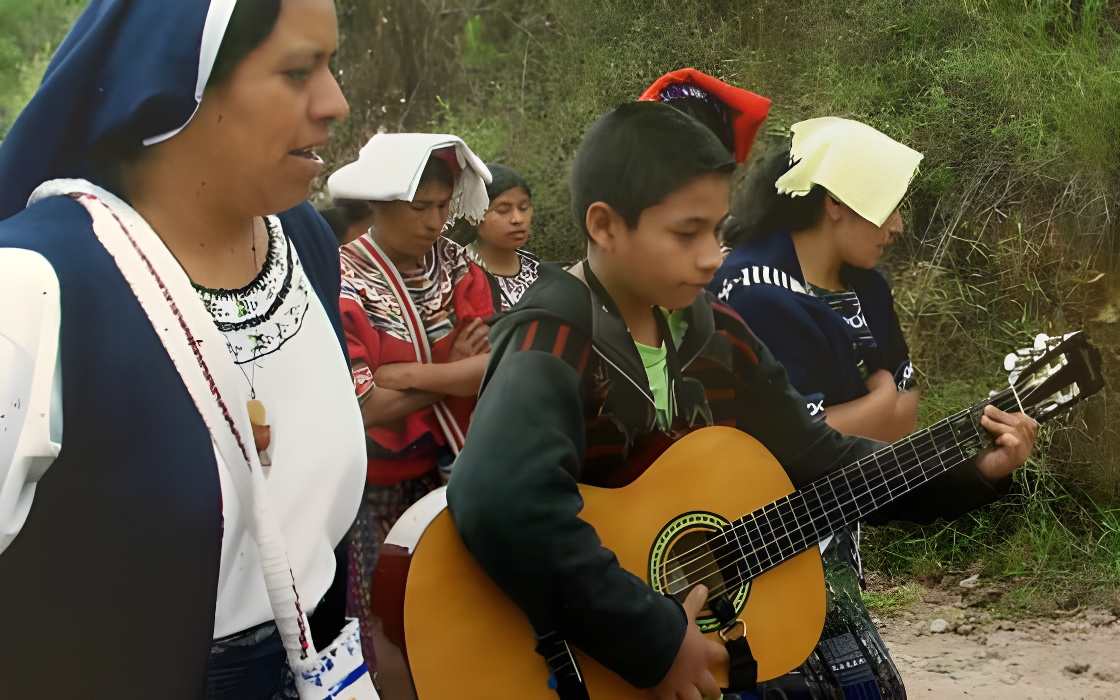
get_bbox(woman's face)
[184,0,349,215]
[370,179,454,269]
[834,203,903,269]
[477,186,532,251]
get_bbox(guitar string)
[660,414,970,591]
[660,381,1034,581]
[657,382,1041,598]
[670,417,972,601]
[666,349,1073,591]
[675,416,977,601]
[664,348,1071,588]
[658,401,987,587]
[664,389,1021,599]
[666,380,1048,602]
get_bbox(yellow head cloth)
[775,117,923,227]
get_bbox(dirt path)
[877,602,1120,699]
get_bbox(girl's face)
[477,186,532,251]
[183,0,349,215]
[834,202,903,269]
[370,179,454,269]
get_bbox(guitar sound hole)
[662,528,732,608]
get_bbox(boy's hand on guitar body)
[653,585,728,700]
[974,405,1039,481]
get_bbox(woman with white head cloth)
[327,133,496,667]
[0,1,371,698]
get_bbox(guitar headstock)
[1000,332,1104,423]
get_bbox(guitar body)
[403,427,826,698]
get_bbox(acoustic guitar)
[372,332,1103,699]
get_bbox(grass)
[0,0,84,139]
[862,583,924,614]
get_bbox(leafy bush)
[0,0,84,138]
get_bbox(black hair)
[319,198,374,245]
[570,101,735,238]
[208,0,283,88]
[720,134,828,249]
[661,96,735,156]
[485,163,532,203]
[418,154,455,191]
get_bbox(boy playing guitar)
[445,101,1037,699]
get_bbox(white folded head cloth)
[327,133,493,225]
[774,117,923,227]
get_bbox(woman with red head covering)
[640,67,772,163]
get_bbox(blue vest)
[709,229,911,412]
[0,196,344,698]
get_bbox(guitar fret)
[907,435,926,487]
[866,453,891,510]
[883,443,908,496]
[776,497,809,559]
[787,493,818,553]
[739,513,770,576]
[798,486,830,548]
[827,471,856,522]
[760,504,785,568]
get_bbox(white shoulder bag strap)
[354,235,466,454]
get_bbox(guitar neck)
[726,387,1025,582]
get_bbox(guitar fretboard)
[722,387,1022,584]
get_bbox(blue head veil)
[0,0,239,221]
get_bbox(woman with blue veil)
[0,1,370,698]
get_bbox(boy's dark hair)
[570,101,736,238]
[720,134,827,249]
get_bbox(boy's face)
[614,172,730,310]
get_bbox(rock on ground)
[879,601,1120,699]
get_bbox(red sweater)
[340,261,494,485]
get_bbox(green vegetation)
[0,0,85,138]
[862,583,924,614]
[4,0,1118,612]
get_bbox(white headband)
[327,133,493,225]
[142,0,238,146]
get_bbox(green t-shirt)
[633,308,689,430]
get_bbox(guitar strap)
[711,595,759,695]
[582,261,757,693]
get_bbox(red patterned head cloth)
[639,68,771,163]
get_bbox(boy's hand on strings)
[653,585,728,700]
[449,317,490,361]
[973,405,1039,481]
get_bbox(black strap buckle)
[710,594,758,695]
